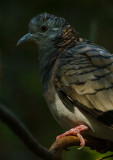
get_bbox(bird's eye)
[40,25,48,32]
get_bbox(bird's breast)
[44,84,91,129]
[44,82,113,142]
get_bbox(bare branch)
[0,103,113,160]
[50,136,113,157]
[0,103,53,160]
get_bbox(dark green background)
[0,0,113,159]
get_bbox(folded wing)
[54,42,113,127]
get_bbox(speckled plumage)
[17,13,113,142]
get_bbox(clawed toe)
[56,125,88,148]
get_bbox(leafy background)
[0,0,113,159]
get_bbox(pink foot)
[56,125,88,147]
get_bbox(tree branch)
[0,103,53,160]
[0,103,113,160]
[49,136,113,159]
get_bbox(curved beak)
[17,33,36,46]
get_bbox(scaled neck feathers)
[56,24,79,50]
[38,25,80,93]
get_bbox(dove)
[17,12,113,147]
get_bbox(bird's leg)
[56,125,88,147]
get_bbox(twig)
[49,136,113,160]
[0,103,113,160]
[0,103,54,160]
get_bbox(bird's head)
[17,12,79,49]
[17,13,66,46]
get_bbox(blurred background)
[0,0,113,159]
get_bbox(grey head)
[17,12,79,51]
[17,12,68,49]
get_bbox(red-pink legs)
[56,125,88,149]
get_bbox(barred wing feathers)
[54,42,113,127]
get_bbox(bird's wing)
[54,42,113,127]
